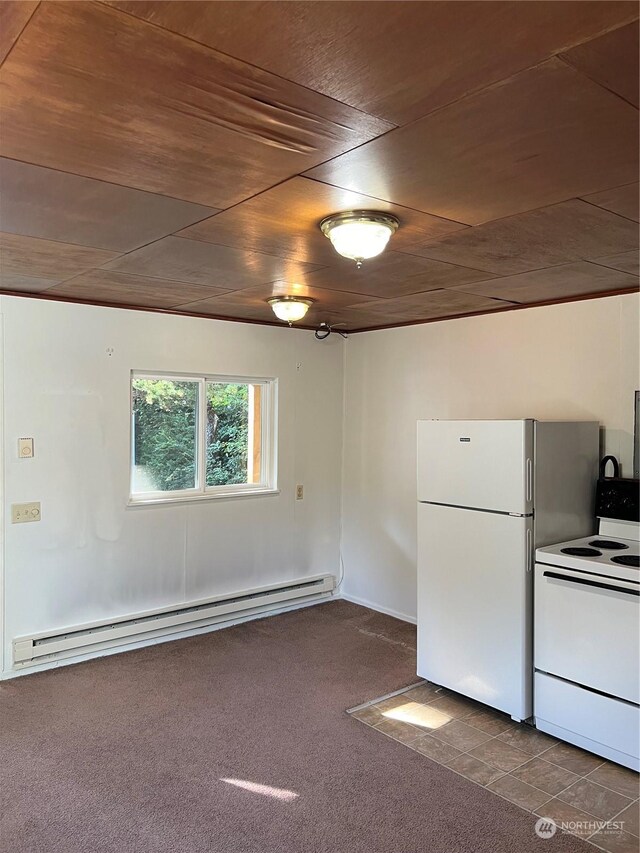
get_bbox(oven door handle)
[543,571,640,597]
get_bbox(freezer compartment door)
[417,420,533,514]
[417,502,532,719]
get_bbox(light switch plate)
[11,502,41,523]
[18,437,34,458]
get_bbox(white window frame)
[129,371,278,506]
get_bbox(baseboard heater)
[13,573,335,668]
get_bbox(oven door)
[534,562,639,704]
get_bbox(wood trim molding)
[0,288,313,330]
[347,286,639,332]
[251,384,262,485]
[0,284,637,335]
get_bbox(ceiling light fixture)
[267,296,314,325]
[320,210,399,267]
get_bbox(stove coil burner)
[610,555,640,568]
[561,547,602,557]
[588,539,629,550]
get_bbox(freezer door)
[417,419,533,514]
[417,502,533,720]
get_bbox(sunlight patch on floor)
[383,701,452,730]
[220,778,299,802]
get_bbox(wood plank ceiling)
[0,1,638,331]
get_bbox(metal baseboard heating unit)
[13,573,335,668]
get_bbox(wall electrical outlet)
[295,485,304,500]
[18,437,34,458]
[11,502,41,524]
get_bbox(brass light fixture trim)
[267,295,315,324]
[319,210,400,267]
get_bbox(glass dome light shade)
[320,211,399,263]
[267,296,314,323]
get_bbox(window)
[130,372,276,503]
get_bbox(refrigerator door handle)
[526,527,533,573]
[526,458,533,504]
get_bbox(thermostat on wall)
[18,437,34,458]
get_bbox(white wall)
[0,296,344,676]
[2,292,637,671]
[342,294,640,622]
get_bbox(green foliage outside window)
[206,383,249,486]
[132,379,249,492]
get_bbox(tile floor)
[348,682,639,853]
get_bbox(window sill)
[127,488,280,508]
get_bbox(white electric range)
[533,517,639,771]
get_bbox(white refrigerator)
[417,419,599,721]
